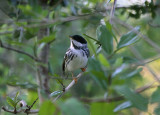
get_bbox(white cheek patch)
[72,40,82,47]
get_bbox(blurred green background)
[0,0,160,115]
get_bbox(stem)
[0,40,41,62]
[107,48,119,59]
[83,34,100,44]
[109,0,117,24]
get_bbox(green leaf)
[151,86,160,103]
[38,34,55,44]
[14,91,19,102]
[114,101,132,112]
[27,90,38,105]
[96,25,113,54]
[88,58,102,71]
[98,54,110,68]
[13,29,21,39]
[49,91,63,97]
[117,26,140,49]
[119,68,143,79]
[115,85,148,111]
[113,57,123,67]
[112,64,128,77]
[124,68,142,78]
[18,5,35,16]
[91,103,115,115]
[7,97,16,108]
[60,98,89,115]
[24,28,38,39]
[91,71,107,90]
[105,21,117,43]
[39,100,55,115]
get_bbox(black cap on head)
[69,35,87,44]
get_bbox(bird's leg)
[72,72,77,83]
[81,68,86,72]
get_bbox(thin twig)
[52,72,84,102]
[24,97,39,114]
[27,97,39,111]
[80,96,124,103]
[107,48,119,59]
[148,21,160,28]
[141,55,160,65]
[83,34,100,44]
[0,40,41,62]
[130,46,160,82]
[2,98,39,114]
[2,106,39,114]
[109,0,117,24]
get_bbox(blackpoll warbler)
[62,35,90,82]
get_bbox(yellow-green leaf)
[38,34,55,44]
[96,25,113,54]
[39,100,55,115]
[7,97,16,108]
[98,54,110,68]
[117,26,140,49]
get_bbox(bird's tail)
[62,72,68,80]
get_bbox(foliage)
[0,0,160,115]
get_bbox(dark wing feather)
[62,54,68,76]
[62,54,67,75]
[62,48,72,75]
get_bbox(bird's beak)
[69,35,73,39]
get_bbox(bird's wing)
[62,48,71,75]
[62,53,67,75]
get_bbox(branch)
[80,96,124,103]
[52,72,84,102]
[0,31,13,35]
[141,55,160,65]
[2,98,39,114]
[0,40,41,62]
[80,82,156,103]
[2,107,39,114]
[25,97,39,113]
[148,21,160,28]
[38,27,51,96]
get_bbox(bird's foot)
[62,85,65,92]
[81,68,86,72]
[73,77,78,83]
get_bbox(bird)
[62,35,90,82]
